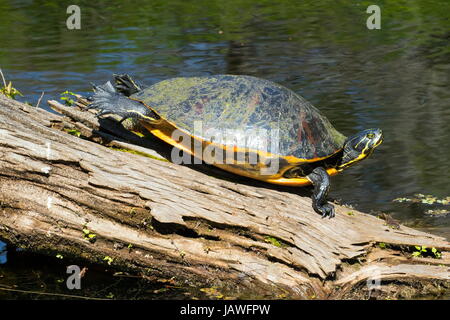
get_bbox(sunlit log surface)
[0,94,449,299]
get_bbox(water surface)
[0,0,449,298]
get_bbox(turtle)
[88,74,383,218]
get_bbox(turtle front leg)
[306,167,335,218]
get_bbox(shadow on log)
[0,94,449,299]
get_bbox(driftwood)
[0,94,449,299]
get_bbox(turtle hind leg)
[113,74,145,96]
[88,80,157,122]
[306,167,335,218]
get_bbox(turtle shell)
[131,75,346,161]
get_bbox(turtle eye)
[366,133,375,139]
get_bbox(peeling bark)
[0,94,449,299]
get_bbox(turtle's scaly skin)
[89,74,383,218]
[132,75,346,160]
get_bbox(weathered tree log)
[0,94,449,299]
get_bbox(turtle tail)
[113,74,145,97]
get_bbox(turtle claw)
[312,201,335,219]
[312,202,335,219]
[113,74,145,96]
[319,204,335,219]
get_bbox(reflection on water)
[0,0,449,297]
[0,250,196,299]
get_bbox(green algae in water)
[393,194,450,205]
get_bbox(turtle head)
[338,128,383,170]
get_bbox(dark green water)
[0,0,449,298]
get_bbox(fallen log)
[0,94,449,299]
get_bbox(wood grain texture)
[0,94,448,299]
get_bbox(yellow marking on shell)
[128,95,344,166]
[138,114,341,166]
[132,103,345,185]
[261,168,340,186]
